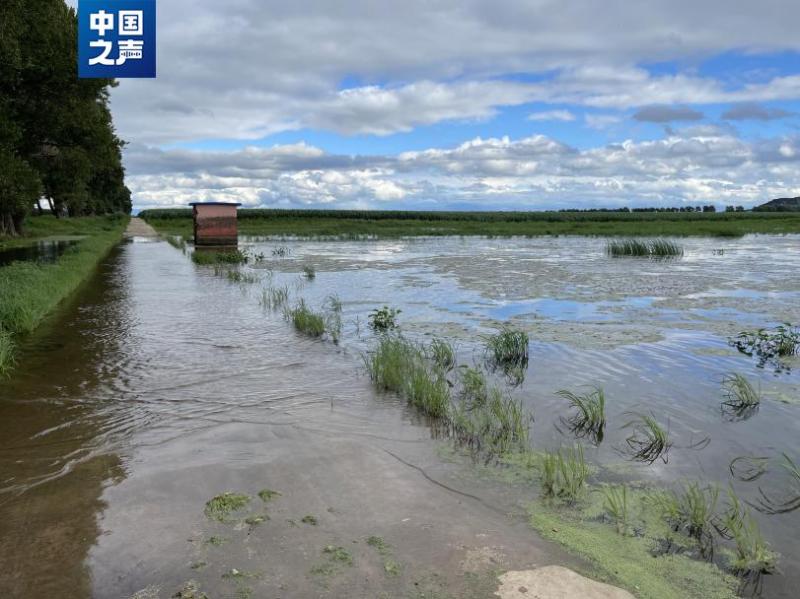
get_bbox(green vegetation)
[302,264,316,280]
[0,215,127,376]
[607,238,683,257]
[720,373,760,419]
[257,488,280,502]
[286,299,327,337]
[368,305,401,332]
[623,412,672,463]
[650,483,719,558]
[140,208,800,239]
[165,235,186,250]
[729,323,800,371]
[754,453,800,514]
[204,492,251,522]
[539,445,589,504]
[485,327,529,369]
[428,337,456,372]
[557,386,606,443]
[271,245,290,257]
[366,536,401,576]
[1,1,131,236]
[450,387,530,454]
[301,514,318,525]
[223,268,259,284]
[322,545,353,565]
[600,484,630,535]
[259,285,289,310]
[191,249,248,265]
[458,366,488,407]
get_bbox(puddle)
[0,237,83,266]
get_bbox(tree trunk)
[1,212,18,236]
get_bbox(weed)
[204,492,251,522]
[539,445,589,504]
[368,306,401,332]
[485,327,529,369]
[259,285,289,310]
[651,483,718,558]
[302,265,316,280]
[557,386,606,443]
[729,323,800,372]
[205,536,228,547]
[601,484,629,535]
[272,246,290,257]
[721,373,760,420]
[225,269,258,284]
[258,488,280,502]
[287,299,326,337]
[0,328,15,378]
[192,249,248,265]
[323,294,343,343]
[301,515,318,525]
[323,545,353,565]
[366,536,390,554]
[622,412,671,463]
[166,235,186,250]
[458,366,488,408]
[606,238,683,257]
[428,337,456,372]
[244,515,268,526]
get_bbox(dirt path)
[124,216,159,238]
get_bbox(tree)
[0,0,130,234]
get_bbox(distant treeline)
[140,207,770,223]
[558,205,746,213]
[0,0,131,236]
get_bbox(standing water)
[0,234,798,598]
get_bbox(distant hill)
[754,197,800,211]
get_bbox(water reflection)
[0,238,82,267]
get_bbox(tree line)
[0,0,131,236]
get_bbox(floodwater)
[1,234,799,598]
[0,237,82,267]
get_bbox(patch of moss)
[366,535,391,555]
[244,514,268,527]
[205,535,229,547]
[323,545,353,565]
[527,496,739,599]
[204,492,251,522]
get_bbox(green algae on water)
[204,492,251,522]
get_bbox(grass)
[607,238,684,257]
[259,285,289,310]
[720,373,760,419]
[223,268,259,284]
[286,299,326,338]
[302,264,316,280]
[600,484,630,535]
[458,366,488,408]
[204,492,251,522]
[485,327,529,369]
[301,514,318,525]
[623,412,672,463]
[649,483,718,558]
[428,337,456,372]
[257,488,280,502]
[165,235,186,250]
[0,215,128,377]
[557,386,606,443]
[451,386,530,454]
[539,445,590,504]
[139,208,800,239]
[191,248,248,265]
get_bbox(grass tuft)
[286,299,326,338]
[557,386,606,443]
[192,249,248,265]
[257,489,280,502]
[302,264,316,280]
[607,238,683,257]
[623,412,672,463]
[600,484,630,535]
[259,285,289,310]
[721,373,760,420]
[650,483,718,558]
[539,445,589,504]
[428,337,456,372]
[485,327,529,369]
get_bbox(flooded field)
[1,234,798,598]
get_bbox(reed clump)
[260,285,289,310]
[539,445,589,504]
[606,238,683,257]
[450,387,530,455]
[485,327,529,369]
[191,249,248,265]
[721,373,760,419]
[623,412,672,463]
[287,300,326,338]
[601,484,630,535]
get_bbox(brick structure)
[190,202,241,246]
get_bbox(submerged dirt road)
[0,237,629,598]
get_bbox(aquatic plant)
[458,366,488,408]
[322,545,353,565]
[287,299,326,338]
[271,246,290,257]
[539,445,589,504]
[651,483,718,558]
[557,386,606,443]
[302,264,316,280]
[0,328,15,378]
[165,235,186,250]
[259,285,289,310]
[622,412,672,463]
[368,306,401,332]
[192,249,248,265]
[257,488,280,502]
[600,484,629,535]
[428,337,456,373]
[606,238,683,258]
[204,492,251,522]
[729,456,769,482]
[721,373,760,420]
[365,335,451,418]
[301,515,318,525]
[729,323,800,371]
[485,327,529,369]
[225,269,258,284]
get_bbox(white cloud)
[527,110,576,122]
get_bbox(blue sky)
[101,0,800,211]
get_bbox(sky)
[75,0,800,212]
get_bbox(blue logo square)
[78,0,156,78]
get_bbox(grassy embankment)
[141,208,800,238]
[0,215,129,376]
